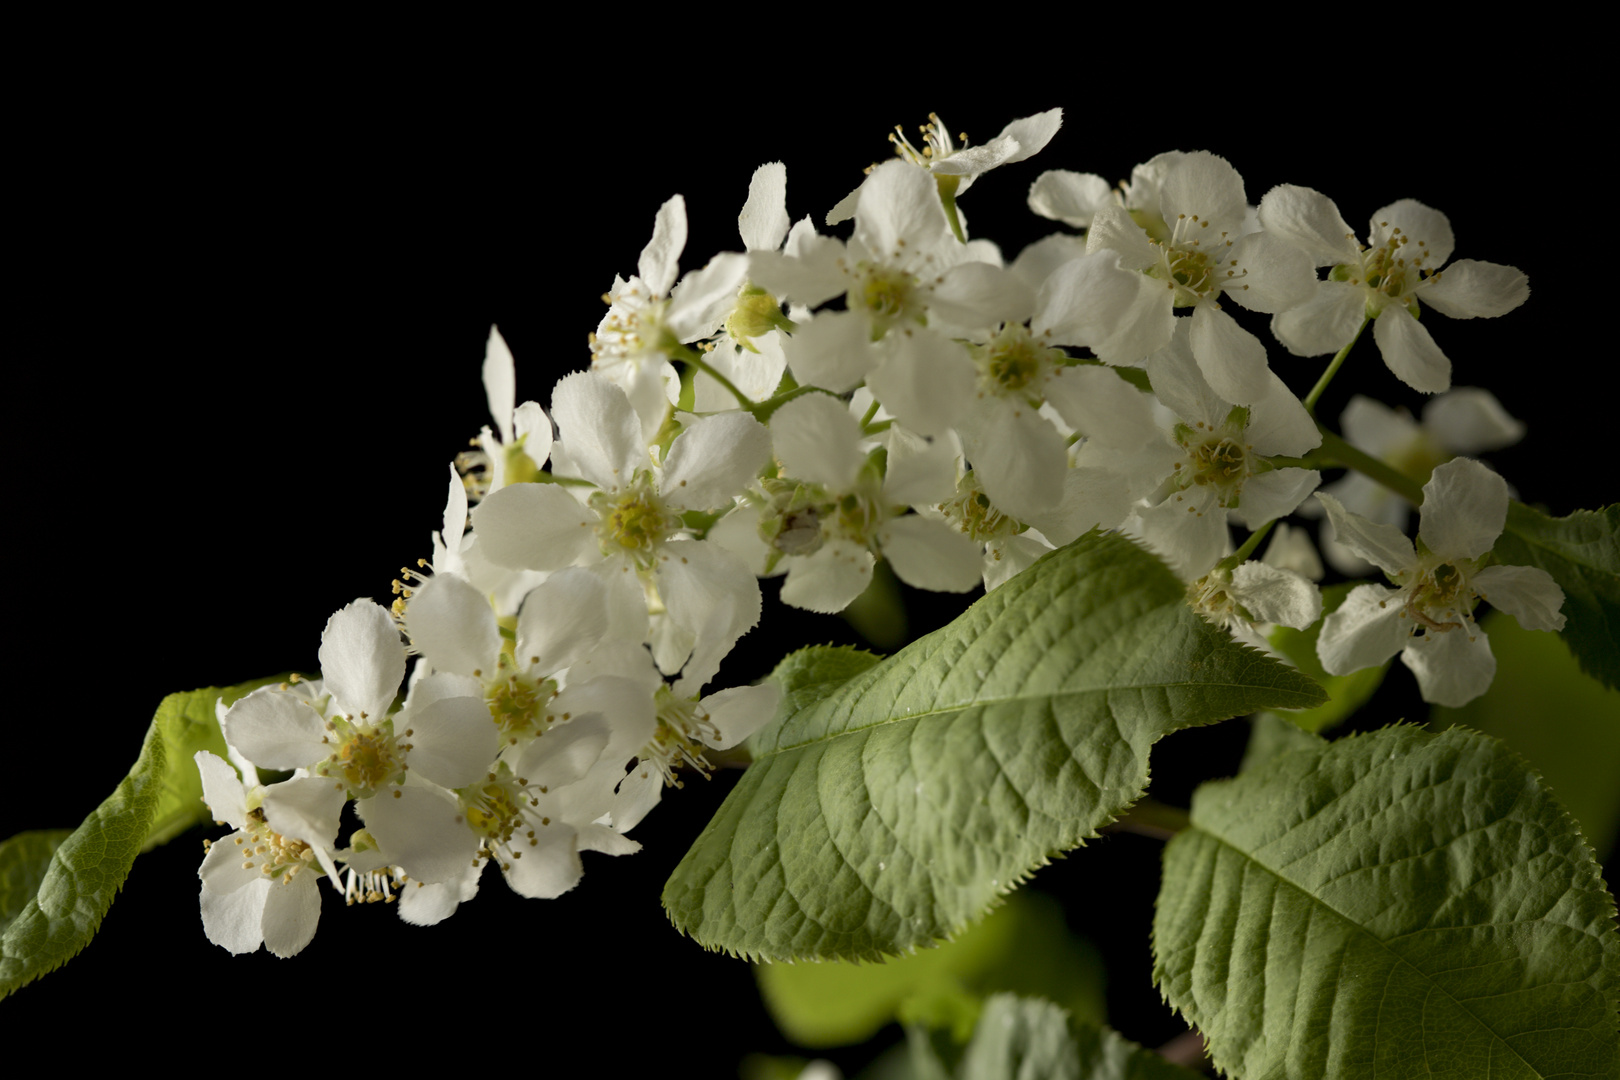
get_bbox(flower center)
[971,324,1061,400]
[236,809,321,883]
[1332,225,1439,315]
[1147,215,1243,307]
[591,478,674,566]
[316,721,405,798]
[938,472,1022,542]
[853,263,923,336]
[486,664,558,746]
[642,686,724,787]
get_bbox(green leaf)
[142,676,287,850]
[902,996,1207,1080]
[1264,582,1388,735]
[0,715,165,999]
[756,889,1105,1048]
[0,831,72,935]
[1493,501,1620,692]
[1155,725,1620,1079]
[1432,611,1620,863]
[0,675,288,998]
[665,530,1326,962]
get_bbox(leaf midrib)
[762,676,1319,758]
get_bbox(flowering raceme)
[177,111,1574,991]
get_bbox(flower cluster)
[197,110,1563,956]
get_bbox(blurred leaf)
[756,889,1105,1049]
[1494,501,1620,691]
[1432,610,1620,861]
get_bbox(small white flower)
[1259,188,1529,393]
[1315,458,1565,706]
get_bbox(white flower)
[1035,152,1314,406]
[1124,320,1322,577]
[1316,458,1565,707]
[1259,188,1529,393]
[194,749,340,957]
[590,195,751,438]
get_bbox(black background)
[7,67,1605,1067]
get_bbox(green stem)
[859,397,881,432]
[937,174,967,245]
[1315,426,1425,506]
[1303,317,1370,416]
[1219,518,1277,571]
[1102,798,1189,841]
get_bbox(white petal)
[1246,369,1321,458]
[638,194,686,298]
[1085,202,1157,270]
[470,482,596,572]
[195,751,248,830]
[517,713,611,790]
[1473,565,1567,632]
[1420,259,1529,320]
[259,874,322,957]
[739,162,790,252]
[512,400,552,470]
[502,825,582,899]
[1042,364,1157,451]
[770,391,865,491]
[1370,199,1454,267]
[1160,152,1247,233]
[397,862,481,926]
[880,515,983,593]
[1256,184,1361,267]
[1033,250,1173,363]
[1223,232,1316,314]
[220,688,327,772]
[1132,488,1228,578]
[262,777,346,850]
[1190,303,1270,406]
[1234,468,1321,528]
[781,310,879,393]
[656,539,762,690]
[1418,457,1507,561]
[1230,562,1321,630]
[854,160,951,264]
[199,873,270,954]
[984,535,1052,591]
[1024,466,1133,548]
[405,573,501,679]
[928,261,1033,330]
[482,325,517,446]
[667,253,751,342]
[318,600,405,723]
[959,400,1066,520]
[1342,394,1419,455]
[1402,624,1495,707]
[549,675,657,765]
[406,694,498,790]
[660,410,771,511]
[552,371,644,491]
[360,784,480,886]
[1317,584,1409,675]
[780,540,875,613]
[1421,388,1524,453]
[699,683,782,751]
[1315,492,1416,577]
[748,237,848,309]
[1373,305,1451,393]
[1027,170,1113,228]
[516,567,612,675]
[1271,281,1365,358]
[882,425,958,507]
[865,329,975,437]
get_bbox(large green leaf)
[1155,725,1620,1079]
[665,530,1326,962]
[1493,502,1619,692]
[0,715,165,999]
[756,888,1105,1047]
[0,676,283,998]
[1432,611,1620,862]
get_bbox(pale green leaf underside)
[665,531,1326,962]
[0,677,283,998]
[1494,502,1619,692]
[1155,725,1620,1080]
